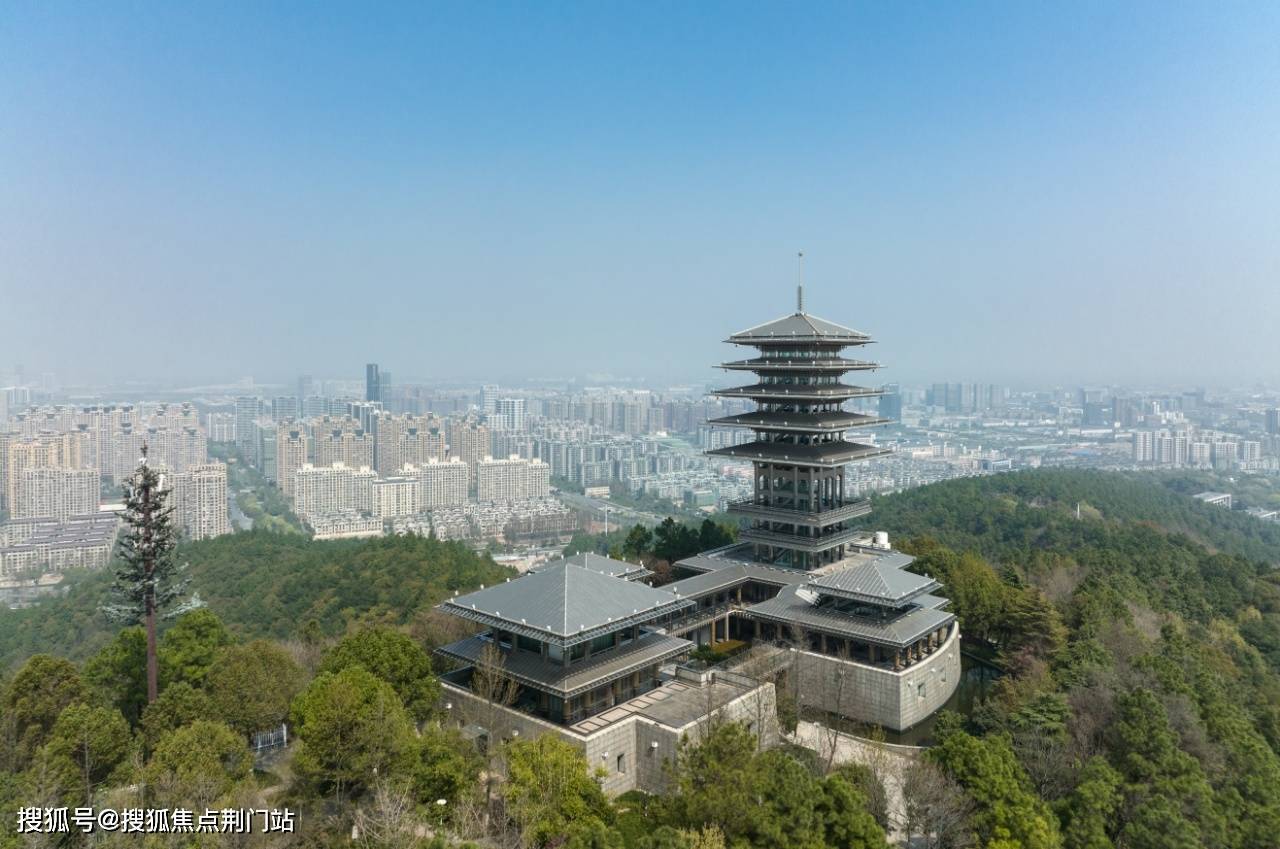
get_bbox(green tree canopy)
[139,681,213,750]
[206,639,305,737]
[42,702,131,806]
[158,608,232,690]
[82,626,147,728]
[146,719,252,809]
[4,654,86,765]
[928,724,1062,849]
[290,665,416,802]
[504,734,615,849]
[318,627,440,722]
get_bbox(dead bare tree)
[819,639,856,774]
[353,779,421,849]
[900,758,976,849]
[470,640,520,834]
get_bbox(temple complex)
[433,287,959,792]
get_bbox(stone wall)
[789,625,961,731]
[440,678,779,796]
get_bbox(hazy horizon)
[4,2,1279,390]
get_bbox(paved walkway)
[791,720,921,845]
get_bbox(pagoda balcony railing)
[728,498,871,526]
[739,525,866,553]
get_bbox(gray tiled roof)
[728,312,871,344]
[706,440,891,467]
[545,552,652,581]
[663,562,809,598]
[805,552,939,606]
[436,632,692,698]
[708,411,888,431]
[439,561,690,646]
[746,585,955,649]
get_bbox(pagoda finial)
[796,251,805,313]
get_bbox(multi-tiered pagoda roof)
[709,291,890,569]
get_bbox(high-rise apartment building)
[1132,431,1154,463]
[14,467,99,521]
[1212,441,1238,469]
[164,463,231,540]
[205,412,237,443]
[877,384,902,423]
[5,432,87,511]
[494,398,527,432]
[374,413,445,476]
[449,419,491,492]
[366,364,381,403]
[411,459,468,509]
[1267,408,1280,436]
[314,417,375,469]
[234,397,260,453]
[372,476,417,519]
[476,455,550,502]
[276,424,308,499]
[1189,441,1212,468]
[480,385,499,416]
[293,463,377,517]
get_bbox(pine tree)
[104,445,192,705]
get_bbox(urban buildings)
[476,455,551,502]
[410,459,469,510]
[293,462,377,519]
[275,424,308,499]
[163,463,232,540]
[13,467,99,521]
[449,419,491,492]
[0,513,119,578]
[313,417,375,469]
[366,363,381,403]
[433,291,957,792]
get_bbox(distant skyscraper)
[298,374,315,401]
[366,364,381,403]
[272,396,299,421]
[1267,408,1280,436]
[1132,430,1154,463]
[480,385,499,416]
[234,396,260,452]
[495,397,527,431]
[878,385,902,422]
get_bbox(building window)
[616,753,626,774]
[917,682,926,700]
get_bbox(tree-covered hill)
[868,469,1280,848]
[871,468,1280,568]
[0,531,513,669]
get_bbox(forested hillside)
[870,469,1280,849]
[0,531,513,668]
[4,470,1280,847]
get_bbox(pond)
[804,648,1003,747]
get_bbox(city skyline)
[5,3,1280,387]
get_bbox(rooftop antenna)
[796,251,805,313]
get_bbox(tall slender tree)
[104,445,191,705]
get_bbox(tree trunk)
[146,593,158,703]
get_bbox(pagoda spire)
[796,251,804,313]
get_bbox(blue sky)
[3,2,1278,388]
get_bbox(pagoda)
[709,284,889,569]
